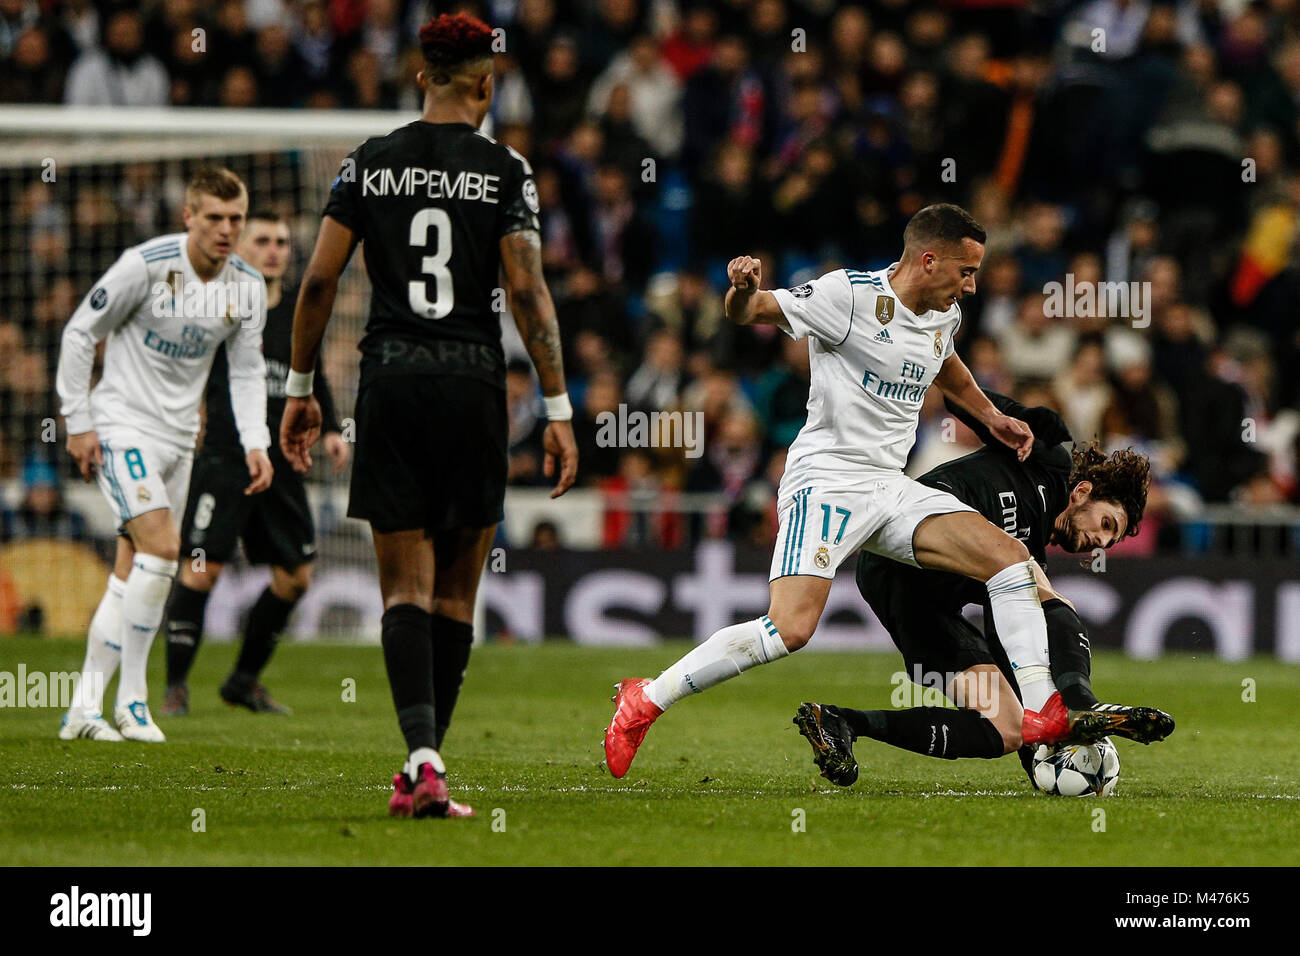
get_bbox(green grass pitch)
[2,637,1297,866]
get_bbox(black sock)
[832,705,1005,759]
[1043,598,1099,709]
[381,604,437,752]
[232,586,296,682]
[431,615,473,749]
[164,583,209,687]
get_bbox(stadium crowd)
[2,0,1299,553]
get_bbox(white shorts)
[769,473,977,580]
[95,430,193,533]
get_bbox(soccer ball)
[1031,738,1120,796]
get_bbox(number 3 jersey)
[770,265,963,500]
[323,120,540,390]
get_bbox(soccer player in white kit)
[605,204,1094,777]
[56,167,273,742]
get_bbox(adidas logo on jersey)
[872,328,893,344]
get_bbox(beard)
[1052,513,1087,553]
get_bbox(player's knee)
[179,563,217,593]
[145,537,181,564]
[766,613,815,651]
[273,564,312,601]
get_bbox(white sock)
[115,554,178,706]
[67,574,127,720]
[408,747,445,780]
[985,561,1057,712]
[644,616,790,711]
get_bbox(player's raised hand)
[542,420,578,498]
[990,414,1034,462]
[280,395,322,474]
[244,448,273,495]
[67,431,102,483]
[727,256,762,292]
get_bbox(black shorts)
[181,450,316,568]
[856,551,1011,682]
[348,374,508,534]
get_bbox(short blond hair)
[185,166,247,211]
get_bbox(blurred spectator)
[1,456,88,542]
[625,329,684,413]
[252,23,303,106]
[1053,338,1113,444]
[572,368,624,483]
[0,25,64,102]
[661,4,717,81]
[588,34,684,160]
[64,10,168,106]
[998,294,1075,380]
[506,359,546,485]
[754,336,809,448]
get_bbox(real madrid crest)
[814,546,831,569]
[225,303,237,326]
[933,331,943,357]
[137,486,151,503]
[875,295,895,324]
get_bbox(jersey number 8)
[408,208,454,320]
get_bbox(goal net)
[0,106,416,642]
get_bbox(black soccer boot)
[1072,702,1174,745]
[219,672,291,714]
[793,702,859,786]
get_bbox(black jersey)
[203,283,341,460]
[322,121,540,390]
[866,390,1074,611]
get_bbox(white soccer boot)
[114,700,166,743]
[59,712,124,742]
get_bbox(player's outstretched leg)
[793,702,859,786]
[1038,599,1175,745]
[605,577,824,777]
[59,572,126,742]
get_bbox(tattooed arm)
[501,229,566,397]
[500,228,577,497]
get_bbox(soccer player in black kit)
[280,14,578,819]
[794,390,1175,786]
[161,210,350,717]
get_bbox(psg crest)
[875,295,894,324]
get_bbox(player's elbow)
[300,271,338,302]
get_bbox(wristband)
[285,369,315,398]
[542,392,573,421]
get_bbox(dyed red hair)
[418,13,495,78]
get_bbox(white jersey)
[771,265,962,498]
[57,233,271,455]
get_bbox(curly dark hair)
[1068,443,1151,538]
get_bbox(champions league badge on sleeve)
[791,283,813,298]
